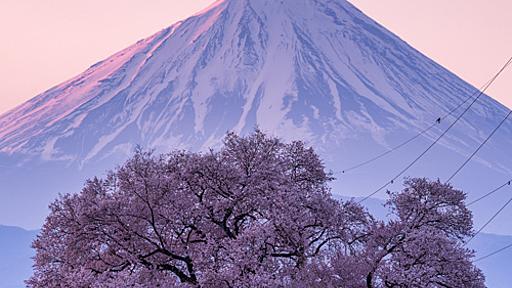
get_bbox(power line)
[446,110,512,183]
[358,56,512,203]
[340,62,504,176]
[340,122,437,174]
[340,80,490,175]
[465,194,512,245]
[474,242,512,262]
[358,179,393,203]
[467,179,512,206]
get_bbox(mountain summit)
[1,0,511,234]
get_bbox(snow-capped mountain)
[1,0,512,235]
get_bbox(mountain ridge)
[1,0,509,163]
[1,0,512,235]
[2,1,512,285]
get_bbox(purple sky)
[0,0,510,114]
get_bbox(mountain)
[0,225,38,288]
[1,0,512,235]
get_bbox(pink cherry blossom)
[28,131,485,287]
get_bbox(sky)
[0,0,510,114]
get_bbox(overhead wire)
[340,56,512,265]
[474,242,512,262]
[465,194,512,245]
[466,179,512,206]
[446,110,512,183]
[339,122,437,174]
[340,75,497,175]
[358,56,512,203]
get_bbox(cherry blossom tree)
[321,179,485,288]
[28,131,485,287]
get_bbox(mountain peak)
[1,0,512,235]
[0,0,505,162]
[0,0,506,161]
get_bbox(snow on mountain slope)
[1,0,507,161]
[1,0,512,234]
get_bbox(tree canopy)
[28,131,485,287]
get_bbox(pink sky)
[0,0,510,114]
